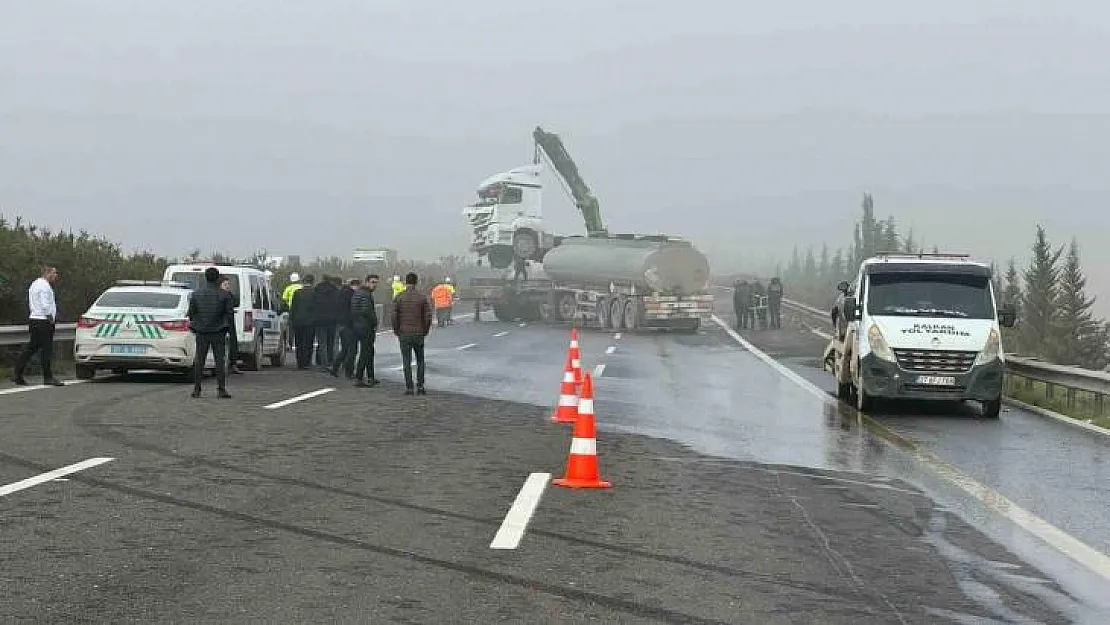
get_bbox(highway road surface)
[1,308,1108,623]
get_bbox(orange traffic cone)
[568,328,583,388]
[551,354,580,423]
[553,373,611,489]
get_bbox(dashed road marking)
[709,313,1110,583]
[493,331,509,337]
[0,379,87,396]
[519,322,527,327]
[0,457,114,497]
[593,364,606,378]
[457,343,477,350]
[490,472,550,550]
[613,333,622,340]
[264,388,335,409]
[605,346,617,355]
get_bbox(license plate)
[916,375,955,386]
[110,344,148,355]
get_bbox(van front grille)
[892,348,977,373]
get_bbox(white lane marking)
[804,323,833,340]
[374,312,476,336]
[605,345,617,355]
[457,343,477,350]
[709,313,1110,582]
[390,365,404,371]
[0,457,114,497]
[519,322,527,327]
[263,388,335,409]
[0,380,87,396]
[1005,396,1110,438]
[490,472,551,550]
[593,364,606,378]
[493,331,509,337]
[613,333,622,340]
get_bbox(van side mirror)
[842,296,859,321]
[997,305,1016,328]
[836,280,850,294]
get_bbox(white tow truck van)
[827,253,1017,418]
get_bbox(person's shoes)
[217,389,232,399]
[191,389,201,398]
[327,368,338,378]
[404,388,415,396]
[230,366,243,375]
[416,386,426,395]
[44,379,65,387]
[10,376,27,386]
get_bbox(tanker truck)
[468,233,714,332]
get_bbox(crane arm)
[532,126,607,236]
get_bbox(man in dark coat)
[313,276,341,368]
[733,280,752,330]
[290,274,317,369]
[333,278,359,378]
[767,277,784,329]
[220,277,242,375]
[332,274,380,387]
[187,267,234,398]
[391,272,432,395]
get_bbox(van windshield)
[170,272,239,294]
[867,272,994,319]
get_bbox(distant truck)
[824,252,1016,417]
[465,234,714,332]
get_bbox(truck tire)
[610,299,624,330]
[76,365,96,380]
[981,397,1002,419]
[556,293,576,322]
[493,304,513,322]
[622,299,641,331]
[597,298,611,329]
[513,230,539,260]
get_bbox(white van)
[828,253,1017,418]
[162,263,288,370]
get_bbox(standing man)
[344,274,380,387]
[767,277,784,329]
[187,267,234,398]
[219,278,242,375]
[331,278,361,379]
[391,272,432,395]
[430,280,453,328]
[732,280,751,331]
[281,272,303,350]
[290,274,317,369]
[313,276,340,368]
[10,265,64,387]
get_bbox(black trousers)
[13,319,56,381]
[193,332,227,390]
[398,334,426,389]
[354,329,376,381]
[294,326,315,368]
[226,327,239,367]
[330,325,357,377]
[735,307,751,329]
[768,300,782,329]
[315,324,337,366]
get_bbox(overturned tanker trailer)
[466,234,715,332]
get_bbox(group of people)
[276,271,443,395]
[732,277,785,331]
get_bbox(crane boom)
[532,126,607,237]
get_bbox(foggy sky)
[3,1,1110,313]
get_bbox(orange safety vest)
[431,284,453,309]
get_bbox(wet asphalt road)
[0,309,1107,622]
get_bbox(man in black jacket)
[220,278,243,375]
[187,267,234,398]
[290,274,317,369]
[332,274,380,386]
[334,278,359,378]
[313,276,341,368]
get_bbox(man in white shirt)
[10,265,65,387]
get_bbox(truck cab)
[462,164,555,270]
[829,253,1016,418]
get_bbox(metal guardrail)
[776,298,1110,413]
[0,323,77,347]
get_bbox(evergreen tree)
[830,249,845,281]
[818,244,830,280]
[803,246,817,278]
[1002,258,1022,309]
[902,229,917,254]
[882,217,899,252]
[1054,239,1109,369]
[1018,225,1063,359]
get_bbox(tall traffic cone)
[551,354,580,423]
[568,328,583,388]
[553,373,611,489]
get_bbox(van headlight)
[867,324,896,362]
[974,328,1000,366]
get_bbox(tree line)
[777,195,1110,370]
[0,213,471,326]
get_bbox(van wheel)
[836,381,852,401]
[855,377,874,413]
[241,338,263,371]
[76,365,96,380]
[982,398,1002,419]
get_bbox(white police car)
[73,280,227,380]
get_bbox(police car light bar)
[114,280,195,288]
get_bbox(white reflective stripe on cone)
[569,438,597,456]
[563,371,575,382]
[570,340,578,348]
[572,359,580,368]
[577,399,594,414]
[558,394,577,406]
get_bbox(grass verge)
[1006,377,1110,431]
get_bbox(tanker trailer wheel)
[622,299,642,331]
[597,298,611,329]
[556,293,577,323]
[512,230,539,260]
[610,299,624,330]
